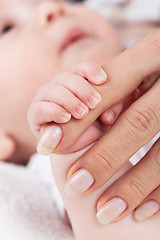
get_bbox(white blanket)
[85,0,160,23]
[0,155,74,240]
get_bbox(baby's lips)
[60,27,88,51]
[37,124,62,155]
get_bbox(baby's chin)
[60,38,118,69]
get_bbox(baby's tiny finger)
[71,62,107,85]
[36,101,71,123]
[57,73,102,109]
[28,101,71,137]
[134,187,160,222]
[40,82,89,119]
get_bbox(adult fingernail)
[64,169,94,197]
[94,69,107,83]
[37,124,62,155]
[134,200,160,221]
[96,198,127,225]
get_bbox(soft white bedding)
[0,154,74,240]
[85,0,160,23]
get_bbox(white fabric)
[85,0,160,48]
[0,155,74,240]
[85,0,160,23]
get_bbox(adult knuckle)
[151,142,160,174]
[153,156,160,176]
[129,176,147,200]
[93,145,114,172]
[125,105,157,139]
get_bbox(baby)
[0,0,159,239]
[0,0,120,165]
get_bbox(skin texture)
[0,0,120,164]
[50,147,160,240]
[28,61,124,155]
[1,0,160,238]
[43,29,160,220]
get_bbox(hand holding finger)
[49,29,160,153]
[28,62,107,138]
[64,80,160,200]
[70,61,107,85]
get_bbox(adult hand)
[39,30,160,153]
[39,29,160,222]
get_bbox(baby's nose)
[36,1,65,28]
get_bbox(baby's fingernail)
[62,111,71,122]
[88,93,101,109]
[64,169,94,197]
[75,105,88,118]
[37,124,62,155]
[96,198,127,225]
[94,69,107,83]
[134,200,160,221]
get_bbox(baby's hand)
[28,62,107,138]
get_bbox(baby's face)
[0,0,121,163]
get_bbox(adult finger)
[138,73,160,93]
[96,137,160,224]
[56,102,123,153]
[134,186,160,222]
[64,79,160,197]
[54,29,160,153]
